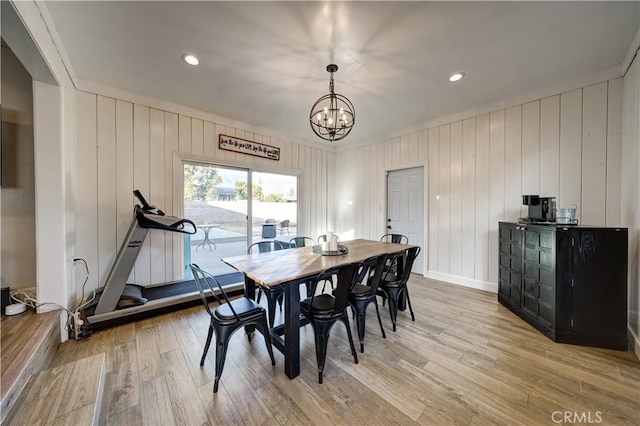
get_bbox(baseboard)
[629,325,640,361]
[425,271,498,293]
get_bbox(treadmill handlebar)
[135,206,197,234]
[133,190,197,234]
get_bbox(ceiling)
[43,1,639,144]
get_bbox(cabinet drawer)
[524,230,539,245]
[524,246,538,263]
[523,293,538,313]
[540,249,554,267]
[498,279,511,297]
[510,288,521,306]
[539,268,554,286]
[499,240,510,255]
[539,301,553,326]
[500,225,511,239]
[510,271,521,285]
[539,283,554,304]
[499,266,510,281]
[523,278,538,296]
[539,231,554,249]
[523,262,538,279]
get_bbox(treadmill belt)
[140,272,244,300]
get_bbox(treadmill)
[81,190,241,331]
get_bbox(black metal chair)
[288,236,316,248]
[288,236,324,297]
[347,254,390,353]
[378,246,421,332]
[248,240,287,327]
[300,262,361,384]
[279,219,290,236]
[380,233,409,275]
[190,264,275,393]
[380,233,409,244]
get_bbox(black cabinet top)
[500,221,628,232]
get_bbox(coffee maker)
[522,195,556,222]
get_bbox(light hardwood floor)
[52,276,640,425]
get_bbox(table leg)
[244,276,256,334]
[196,227,216,251]
[283,281,300,379]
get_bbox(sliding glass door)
[184,164,249,277]
[183,163,297,279]
[250,171,297,243]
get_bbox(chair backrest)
[317,234,341,244]
[264,218,276,224]
[386,246,421,284]
[309,262,361,316]
[247,240,287,254]
[359,253,391,296]
[289,236,316,248]
[190,263,239,320]
[380,233,409,244]
[280,219,289,227]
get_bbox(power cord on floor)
[10,288,75,326]
[9,257,96,340]
[70,258,95,339]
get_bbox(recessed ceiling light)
[449,72,465,82]
[182,54,199,66]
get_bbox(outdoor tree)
[184,165,221,201]
[264,193,285,202]
[252,184,263,201]
[234,181,264,201]
[235,181,247,200]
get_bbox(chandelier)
[309,64,355,142]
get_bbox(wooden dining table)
[221,238,416,379]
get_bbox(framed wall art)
[218,134,280,161]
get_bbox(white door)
[387,167,424,274]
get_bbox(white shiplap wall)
[76,91,333,288]
[335,78,624,291]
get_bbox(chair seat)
[380,275,403,287]
[215,297,264,321]
[349,283,372,297]
[300,294,337,317]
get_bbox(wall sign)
[218,134,280,161]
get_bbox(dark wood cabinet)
[498,222,628,350]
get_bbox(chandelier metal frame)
[309,64,355,142]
